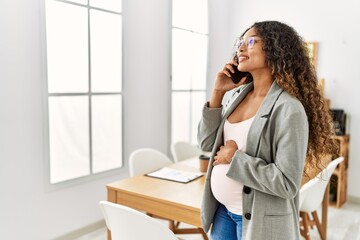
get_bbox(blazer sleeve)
[197,84,250,152]
[197,103,223,152]
[227,103,309,199]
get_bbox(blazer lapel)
[209,83,255,158]
[222,83,255,120]
[214,81,284,157]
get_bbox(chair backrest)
[129,148,173,176]
[99,201,178,240]
[171,141,202,162]
[299,156,344,212]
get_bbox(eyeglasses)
[234,36,261,50]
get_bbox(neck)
[253,77,274,97]
[250,70,274,98]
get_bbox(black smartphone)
[230,65,252,84]
[230,56,253,84]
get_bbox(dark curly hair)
[241,21,339,176]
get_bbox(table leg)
[106,189,117,240]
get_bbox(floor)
[311,202,360,240]
[75,202,360,240]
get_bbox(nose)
[236,48,245,55]
[239,42,247,52]
[238,42,247,52]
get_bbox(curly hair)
[243,21,339,176]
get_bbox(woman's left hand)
[213,140,238,166]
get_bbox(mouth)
[238,55,249,62]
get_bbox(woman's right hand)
[209,60,248,108]
[214,60,247,92]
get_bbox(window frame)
[40,0,125,190]
[170,2,209,145]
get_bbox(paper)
[145,167,203,183]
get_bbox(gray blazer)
[198,81,308,240]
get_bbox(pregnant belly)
[210,164,243,214]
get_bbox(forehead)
[243,27,257,38]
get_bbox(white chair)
[129,148,173,176]
[129,148,175,231]
[299,156,344,240]
[99,201,178,240]
[171,141,203,162]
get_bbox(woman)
[197,21,338,240]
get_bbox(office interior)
[1,0,359,239]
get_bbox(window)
[45,0,123,184]
[171,0,208,144]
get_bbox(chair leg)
[312,211,326,240]
[172,227,208,240]
[300,212,311,240]
[200,229,209,240]
[148,214,208,240]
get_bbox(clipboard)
[145,167,203,183]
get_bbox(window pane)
[90,10,122,92]
[49,96,90,183]
[172,0,208,34]
[172,92,190,143]
[191,92,206,144]
[189,34,208,90]
[172,29,191,90]
[46,0,89,93]
[92,95,122,173]
[171,92,206,145]
[172,29,208,90]
[67,0,87,5]
[90,0,122,12]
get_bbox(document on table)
[145,167,203,183]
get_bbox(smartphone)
[230,56,253,84]
[230,65,252,84]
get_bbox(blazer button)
[244,213,252,220]
[243,186,251,194]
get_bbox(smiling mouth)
[238,56,249,62]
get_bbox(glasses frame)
[234,36,261,51]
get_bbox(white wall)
[0,0,172,239]
[225,0,360,198]
[1,0,359,239]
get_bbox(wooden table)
[106,158,206,239]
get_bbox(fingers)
[222,62,238,78]
[216,146,222,157]
[225,63,235,73]
[212,155,230,166]
[225,140,238,148]
[212,155,217,166]
[212,155,220,166]
[213,141,238,166]
[238,75,249,86]
[214,61,244,93]
[222,65,232,78]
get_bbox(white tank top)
[210,116,254,215]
